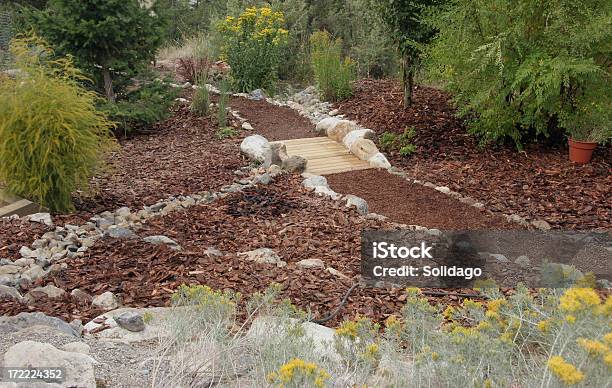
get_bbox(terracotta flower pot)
[568,138,597,164]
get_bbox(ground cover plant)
[0,35,114,212]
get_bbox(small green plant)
[98,79,178,135]
[379,127,417,156]
[217,78,230,128]
[310,30,355,101]
[216,127,237,139]
[191,72,210,116]
[218,7,289,92]
[0,35,115,212]
[267,358,330,388]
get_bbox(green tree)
[427,0,611,147]
[28,0,166,101]
[376,0,442,107]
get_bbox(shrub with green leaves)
[98,78,178,135]
[310,30,356,101]
[218,7,289,92]
[0,35,115,212]
[427,0,612,148]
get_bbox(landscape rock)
[267,164,283,176]
[296,258,325,269]
[249,89,265,100]
[435,186,451,194]
[27,212,53,226]
[313,186,341,200]
[315,117,340,134]
[0,284,22,301]
[0,312,79,337]
[256,173,272,185]
[203,247,223,258]
[105,226,137,239]
[302,175,329,190]
[28,284,66,299]
[143,235,182,250]
[282,155,308,173]
[327,120,354,142]
[342,128,375,149]
[4,341,97,388]
[239,248,286,267]
[369,152,392,169]
[515,255,531,268]
[345,195,369,215]
[20,264,47,283]
[71,288,93,304]
[19,246,36,258]
[92,291,120,310]
[114,311,146,332]
[84,307,172,342]
[270,142,289,166]
[531,220,551,230]
[350,138,379,160]
[0,264,21,275]
[326,267,349,279]
[240,135,272,165]
[242,122,254,130]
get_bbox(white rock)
[238,248,286,267]
[27,212,53,226]
[29,284,66,299]
[435,186,451,194]
[313,186,341,200]
[315,117,340,134]
[0,265,20,275]
[242,122,254,130]
[240,135,272,165]
[531,220,551,230]
[19,246,36,258]
[326,267,349,279]
[143,235,182,250]
[342,128,375,149]
[302,175,329,190]
[296,259,325,269]
[329,109,339,116]
[0,285,22,301]
[368,152,392,169]
[92,291,120,310]
[21,264,46,283]
[4,341,97,388]
[345,195,369,215]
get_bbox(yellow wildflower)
[537,319,551,333]
[406,287,421,295]
[336,320,358,339]
[604,332,612,346]
[268,358,330,388]
[463,299,483,310]
[559,288,601,313]
[565,315,576,324]
[577,338,609,356]
[547,356,585,385]
[604,352,612,367]
[443,306,455,320]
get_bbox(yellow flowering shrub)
[547,356,585,385]
[267,358,330,388]
[218,7,288,92]
[559,288,601,313]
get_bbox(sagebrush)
[0,35,115,212]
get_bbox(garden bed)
[1,175,485,325]
[334,79,612,230]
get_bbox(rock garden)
[0,2,610,387]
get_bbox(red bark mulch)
[0,175,484,326]
[0,218,53,261]
[327,169,518,229]
[230,96,317,141]
[334,79,611,230]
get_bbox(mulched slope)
[0,218,53,260]
[335,79,612,230]
[55,104,245,224]
[1,175,481,325]
[327,169,518,229]
[230,97,317,141]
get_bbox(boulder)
[240,135,272,166]
[62,341,91,355]
[327,120,354,142]
[345,195,369,215]
[297,259,325,269]
[342,128,376,149]
[315,117,340,134]
[143,235,182,250]
[0,285,22,301]
[350,138,379,161]
[0,312,79,337]
[238,248,286,268]
[92,291,120,310]
[282,155,308,173]
[114,311,145,332]
[368,152,392,169]
[302,175,329,190]
[4,341,97,388]
[27,212,53,226]
[22,264,51,284]
[270,142,289,166]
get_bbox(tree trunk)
[102,67,115,102]
[401,52,413,108]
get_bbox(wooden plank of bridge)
[272,137,373,175]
